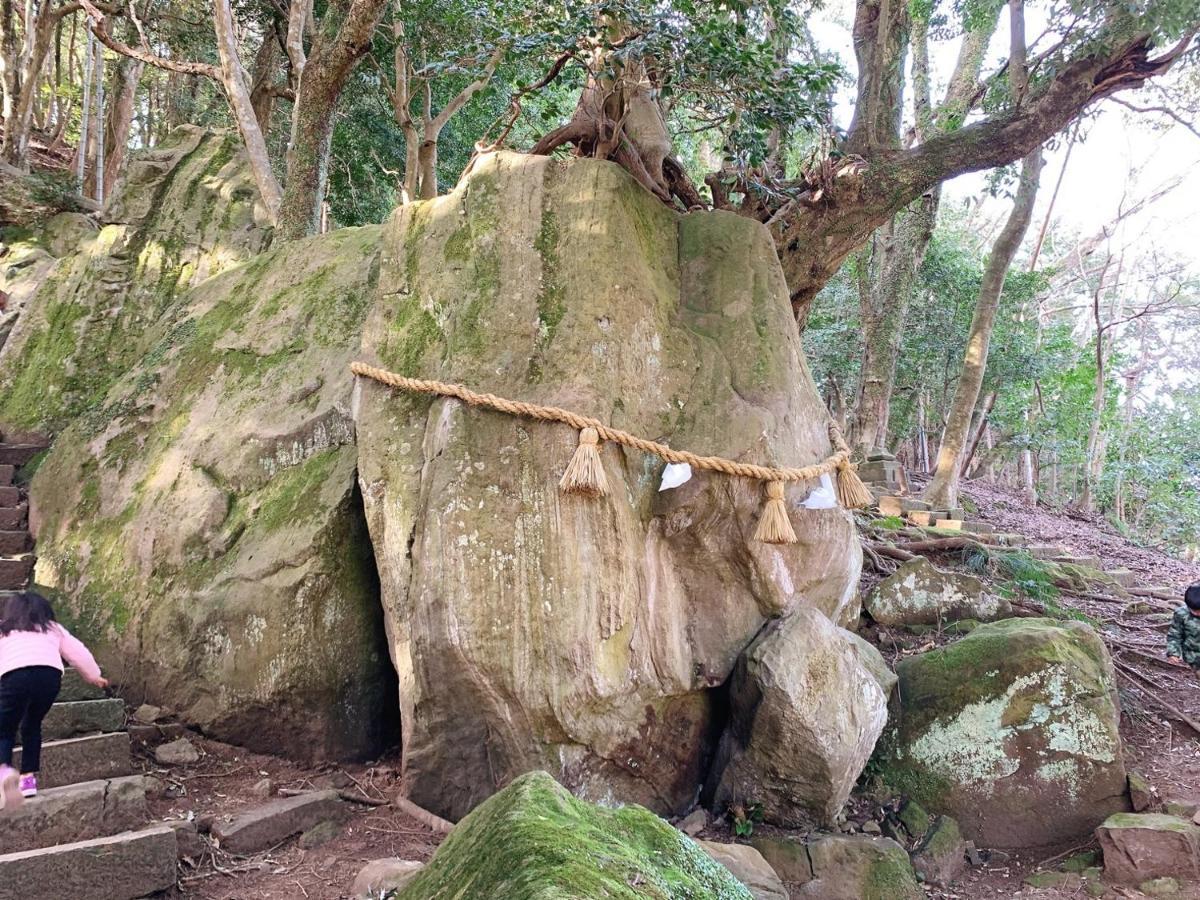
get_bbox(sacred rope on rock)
[350,361,872,544]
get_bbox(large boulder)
[876,617,1127,848]
[708,607,889,826]
[864,556,1008,627]
[355,151,862,820]
[394,771,754,899]
[0,126,271,435]
[1095,813,1200,885]
[797,835,923,900]
[698,842,788,900]
[23,224,398,759]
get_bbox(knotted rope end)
[560,426,609,498]
[754,480,797,544]
[835,459,873,510]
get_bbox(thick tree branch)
[78,0,219,77]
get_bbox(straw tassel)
[834,459,873,510]
[754,480,797,544]
[559,426,609,497]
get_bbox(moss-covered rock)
[0,126,270,435]
[876,618,1127,848]
[24,224,396,760]
[1096,813,1200,885]
[909,815,965,886]
[394,771,754,899]
[356,151,862,820]
[796,834,923,900]
[865,557,1008,627]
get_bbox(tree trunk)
[276,0,388,240]
[3,0,55,167]
[102,54,141,194]
[248,26,281,132]
[923,149,1043,509]
[75,28,92,190]
[960,390,997,477]
[0,0,18,156]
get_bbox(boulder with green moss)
[909,815,966,886]
[709,607,889,826]
[876,617,1127,848]
[0,126,270,436]
[864,556,1008,627]
[1095,813,1200,884]
[21,224,396,760]
[394,771,754,899]
[356,151,863,821]
[796,834,923,900]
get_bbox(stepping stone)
[908,510,951,527]
[0,530,30,554]
[212,789,350,854]
[15,733,133,789]
[0,826,177,900]
[959,521,994,535]
[0,775,147,853]
[0,485,18,507]
[1106,568,1137,588]
[0,464,13,485]
[878,496,931,517]
[1053,555,1102,570]
[0,444,46,466]
[42,699,125,741]
[0,554,34,589]
[59,668,107,702]
[1028,544,1066,560]
[992,533,1029,547]
[0,503,28,528]
[934,519,964,531]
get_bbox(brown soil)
[149,474,1200,899]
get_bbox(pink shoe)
[19,774,36,798]
[0,765,22,813]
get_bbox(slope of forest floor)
[147,475,1200,899]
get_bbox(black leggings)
[0,666,62,773]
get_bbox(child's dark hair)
[1186,584,1200,611]
[0,590,57,636]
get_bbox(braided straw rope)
[351,361,856,484]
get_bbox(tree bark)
[923,150,1043,509]
[275,0,387,240]
[101,53,140,194]
[248,25,281,132]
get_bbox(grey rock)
[698,841,788,900]
[212,790,349,854]
[351,858,425,898]
[155,737,200,766]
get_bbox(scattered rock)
[864,557,1008,627]
[877,618,1127,847]
[1024,870,1080,889]
[298,819,344,850]
[390,771,753,898]
[749,835,813,884]
[698,841,788,900]
[678,808,708,837]
[212,790,350,854]
[860,820,881,835]
[711,607,888,826]
[964,842,983,866]
[1163,796,1200,818]
[167,820,205,862]
[351,859,424,898]
[133,704,163,724]
[1130,771,1156,812]
[251,778,274,799]
[142,775,166,798]
[1096,813,1200,884]
[798,835,922,900]
[897,800,930,841]
[909,816,966,887]
[154,738,200,766]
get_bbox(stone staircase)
[0,434,178,898]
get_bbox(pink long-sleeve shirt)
[0,624,102,683]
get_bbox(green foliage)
[730,801,764,838]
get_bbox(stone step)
[0,444,45,466]
[0,502,28,529]
[0,484,18,507]
[1053,555,1102,570]
[212,789,350,854]
[877,496,931,517]
[0,775,146,853]
[933,519,964,531]
[0,554,34,590]
[14,732,133,789]
[1028,544,1067,560]
[0,464,13,485]
[908,510,951,527]
[992,533,1029,548]
[0,826,177,900]
[1107,568,1138,588]
[0,529,31,554]
[42,698,126,741]
[59,668,108,702]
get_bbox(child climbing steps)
[0,590,108,813]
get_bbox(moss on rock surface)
[22,224,397,760]
[876,618,1127,848]
[396,771,753,900]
